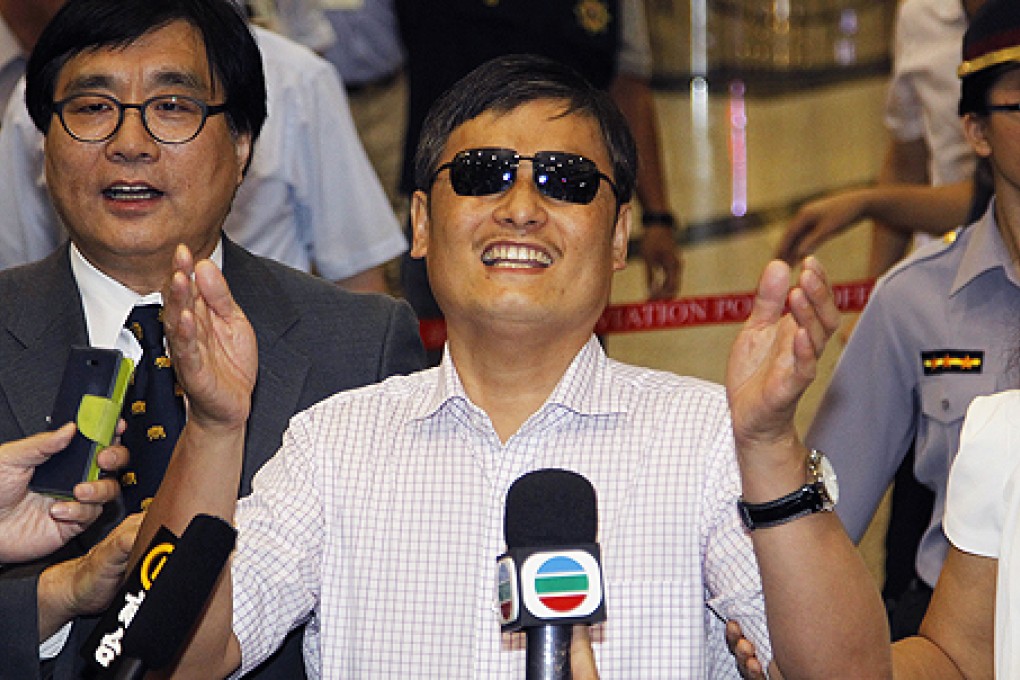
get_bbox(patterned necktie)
[119,304,186,512]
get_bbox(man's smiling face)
[411,98,630,336]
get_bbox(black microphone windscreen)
[504,469,596,548]
[121,514,237,669]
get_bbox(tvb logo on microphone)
[497,546,605,631]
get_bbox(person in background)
[0,1,64,120]
[729,3,1020,673]
[780,0,986,272]
[777,0,996,640]
[0,1,424,677]
[0,3,406,294]
[258,0,408,215]
[317,1,407,214]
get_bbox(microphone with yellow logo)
[81,514,236,678]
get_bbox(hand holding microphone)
[498,469,606,680]
[81,513,236,679]
[570,625,600,680]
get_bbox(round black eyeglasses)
[52,93,229,144]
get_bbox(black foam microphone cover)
[502,469,601,680]
[504,468,597,548]
[121,513,236,669]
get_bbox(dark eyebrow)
[61,73,115,94]
[149,69,207,93]
[59,69,209,98]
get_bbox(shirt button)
[941,398,950,411]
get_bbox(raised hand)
[0,424,128,563]
[162,244,257,432]
[725,256,840,454]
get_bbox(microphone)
[81,514,237,679]
[497,469,606,680]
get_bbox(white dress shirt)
[231,337,771,678]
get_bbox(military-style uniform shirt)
[809,200,1020,588]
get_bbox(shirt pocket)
[919,374,999,426]
[918,374,999,482]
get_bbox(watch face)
[819,454,839,505]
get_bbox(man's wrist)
[738,450,838,531]
[641,211,678,231]
[38,560,79,640]
[183,413,248,439]
[735,436,811,503]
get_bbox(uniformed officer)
[809,191,1020,636]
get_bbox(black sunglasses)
[430,147,619,205]
[987,102,1020,114]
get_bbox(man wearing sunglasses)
[0,0,423,678]
[138,54,889,678]
[395,0,681,369]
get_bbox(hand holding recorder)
[0,425,129,563]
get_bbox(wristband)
[641,211,677,230]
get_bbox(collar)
[951,199,1020,296]
[414,336,627,426]
[70,240,224,348]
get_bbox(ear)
[611,203,631,272]
[410,190,430,260]
[234,132,253,184]
[962,113,993,159]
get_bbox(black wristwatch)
[737,450,839,531]
[641,211,677,230]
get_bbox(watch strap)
[737,482,827,531]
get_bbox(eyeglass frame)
[428,147,621,206]
[50,93,230,145]
[985,102,1020,115]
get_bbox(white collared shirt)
[70,240,223,361]
[231,337,771,678]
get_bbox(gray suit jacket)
[0,240,425,679]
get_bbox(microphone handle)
[525,625,572,680]
[109,657,146,680]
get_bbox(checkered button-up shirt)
[232,337,772,678]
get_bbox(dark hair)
[25,0,266,146]
[414,54,637,205]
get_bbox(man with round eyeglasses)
[0,4,408,295]
[0,1,424,678]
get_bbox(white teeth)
[481,244,553,268]
[104,184,161,200]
